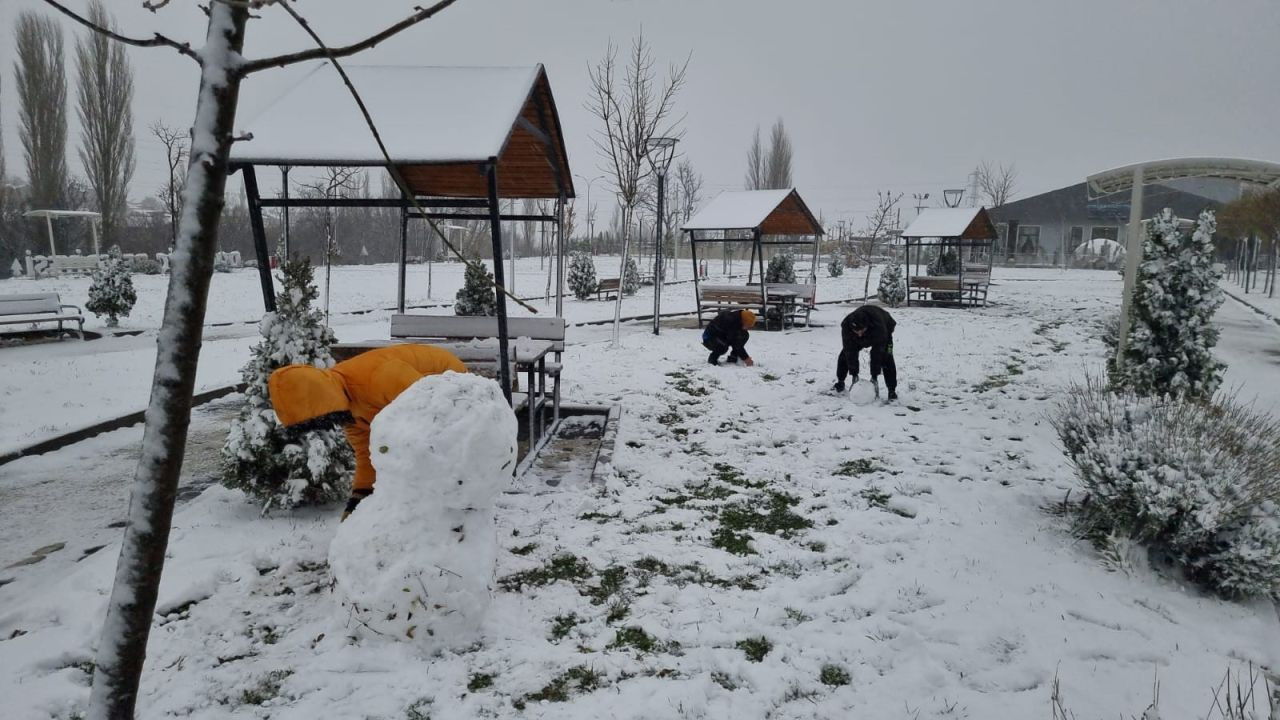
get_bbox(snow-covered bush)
[827,252,843,278]
[455,261,497,316]
[85,246,137,328]
[1053,378,1280,597]
[128,256,163,275]
[567,251,598,300]
[213,254,233,273]
[221,258,353,510]
[329,373,517,650]
[878,261,906,307]
[622,256,640,296]
[766,251,797,284]
[1115,209,1224,399]
[927,248,959,276]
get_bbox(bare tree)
[975,160,1017,207]
[15,10,68,211]
[76,0,136,248]
[674,158,701,279]
[299,166,360,321]
[765,117,793,189]
[38,1,464,717]
[744,125,765,190]
[586,31,688,343]
[150,121,186,246]
[858,190,903,300]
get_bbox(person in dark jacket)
[833,305,898,400]
[702,309,757,366]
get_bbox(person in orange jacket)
[268,344,467,518]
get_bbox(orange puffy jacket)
[268,344,467,492]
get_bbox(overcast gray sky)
[2,0,1279,225]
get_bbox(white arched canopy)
[1087,157,1280,364]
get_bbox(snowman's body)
[328,372,517,649]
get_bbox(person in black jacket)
[833,305,898,400]
[702,309,757,366]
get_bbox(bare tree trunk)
[611,205,633,346]
[87,6,248,718]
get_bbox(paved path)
[1217,295,1280,413]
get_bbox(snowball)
[849,380,881,406]
[329,373,517,649]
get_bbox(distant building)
[987,179,1231,267]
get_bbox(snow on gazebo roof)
[682,189,823,236]
[230,62,574,198]
[899,207,997,240]
[23,210,101,219]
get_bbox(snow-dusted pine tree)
[766,250,797,283]
[455,261,497,316]
[85,245,136,327]
[622,255,641,296]
[878,261,906,307]
[827,251,843,278]
[1118,209,1225,398]
[567,251,598,300]
[221,258,353,509]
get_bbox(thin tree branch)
[269,0,537,313]
[39,0,199,63]
[240,0,459,75]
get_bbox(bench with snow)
[389,314,565,427]
[908,274,990,306]
[0,292,85,340]
[596,278,621,300]
[51,255,101,276]
[751,282,818,327]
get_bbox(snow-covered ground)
[1222,275,1280,324]
[2,266,1279,719]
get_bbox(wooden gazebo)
[899,207,997,307]
[228,62,575,400]
[683,189,825,327]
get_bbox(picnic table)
[331,338,558,447]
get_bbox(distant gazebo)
[23,210,102,257]
[899,207,997,307]
[683,189,825,326]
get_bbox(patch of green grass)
[784,607,813,624]
[585,566,627,605]
[656,411,682,425]
[711,671,739,691]
[605,600,630,624]
[672,378,710,397]
[608,626,659,653]
[578,510,621,523]
[519,665,604,706]
[713,463,766,489]
[819,664,851,687]
[467,673,494,692]
[498,554,593,592]
[834,458,880,477]
[718,491,812,538]
[509,542,538,556]
[711,526,756,555]
[549,613,580,641]
[807,541,827,553]
[238,669,292,706]
[760,373,780,382]
[405,697,433,720]
[736,636,772,663]
[860,486,891,509]
[625,440,644,448]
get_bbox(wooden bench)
[596,278,621,301]
[390,314,566,436]
[762,283,817,327]
[908,274,990,307]
[0,292,85,340]
[50,255,100,276]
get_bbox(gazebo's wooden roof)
[683,189,824,236]
[899,207,998,241]
[230,63,574,200]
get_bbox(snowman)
[328,372,517,649]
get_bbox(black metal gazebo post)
[485,160,513,404]
[240,165,276,313]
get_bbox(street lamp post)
[573,173,604,252]
[645,138,678,335]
